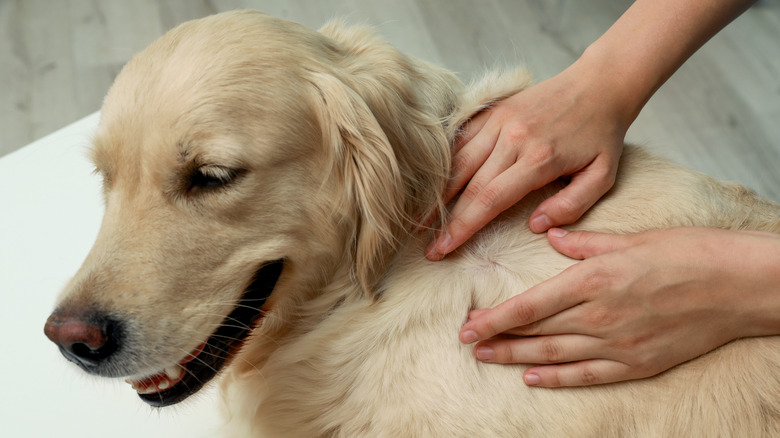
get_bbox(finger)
[473,334,603,365]
[546,229,641,260]
[499,308,581,337]
[528,157,617,232]
[523,359,634,387]
[445,126,500,203]
[466,309,489,321]
[439,160,561,258]
[459,272,583,342]
[471,299,586,338]
[448,139,522,220]
[453,110,491,153]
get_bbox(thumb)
[546,228,639,260]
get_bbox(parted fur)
[58,10,780,437]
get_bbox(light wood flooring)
[1,0,778,200]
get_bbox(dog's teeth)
[125,379,138,390]
[125,365,183,395]
[165,366,183,380]
[137,384,161,395]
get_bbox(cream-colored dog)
[44,10,780,437]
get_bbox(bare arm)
[426,0,756,261]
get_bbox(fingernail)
[460,330,479,344]
[475,346,494,361]
[548,227,568,238]
[524,373,541,386]
[530,214,552,233]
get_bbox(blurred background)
[1,0,778,197]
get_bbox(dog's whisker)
[174,347,221,376]
[194,301,271,312]
[171,350,211,389]
[191,305,269,317]
[183,312,255,331]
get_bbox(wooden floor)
[1,0,778,200]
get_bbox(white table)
[0,113,223,437]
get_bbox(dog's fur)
[50,10,780,437]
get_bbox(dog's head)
[43,11,463,406]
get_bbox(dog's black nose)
[44,312,120,372]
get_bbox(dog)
[43,10,780,437]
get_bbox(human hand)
[459,227,780,387]
[425,62,628,261]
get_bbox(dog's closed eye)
[187,165,245,195]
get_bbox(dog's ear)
[306,72,407,295]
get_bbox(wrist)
[734,232,780,338]
[571,0,755,136]
[567,44,649,132]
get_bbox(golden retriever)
[44,10,780,437]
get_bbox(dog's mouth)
[125,259,284,407]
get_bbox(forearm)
[574,0,755,126]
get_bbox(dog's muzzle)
[44,259,285,407]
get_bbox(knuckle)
[579,365,601,385]
[451,151,472,175]
[496,343,519,364]
[555,194,580,212]
[551,195,586,224]
[574,269,601,296]
[577,263,611,295]
[631,357,654,377]
[509,299,537,326]
[516,321,541,336]
[579,231,604,249]
[540,339,563,363]
[461,180,485,202]
[448,215,479,239]
[590,164,618,194]
[611,333,642,352]
[523,142,557,169]
[475,184,503,210]
[503,122,532,146]
[539,369,562,387]
[601,168,617,190]
[637,361,663,379]
[582,307,616,330]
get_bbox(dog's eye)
[187,165,243,195]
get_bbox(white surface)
[0,113,223,437]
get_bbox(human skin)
[459,227,780,387]
[425,0,755,261]
[424,0,767,387]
